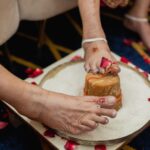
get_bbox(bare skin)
[78,0,120,74]
[124,0,150,49]
[0,65,117,135]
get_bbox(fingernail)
[112,110,117,117]
[107,96,116,105]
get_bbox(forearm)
[0,64,44,119]
[78,0,105,38]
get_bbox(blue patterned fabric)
[0,124,42,150]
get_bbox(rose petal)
[123,39,132,46]
[31,82,37,85]
[64,140,78,150]
[148,98,150,102]
[95,144,107,150]
[25,68,34,74]
[70,55,83,62]
[144,58,150,64]
[0,121,8,130]
[120,57,129,64]
[44,129,55,137]
[2,113,9,119]
[29,68,43,78]
[100,57,112,69]
[100,0,106,6]
[142,71,149,78]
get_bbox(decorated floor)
[0,6,150,150]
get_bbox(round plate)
[39,61,150,145]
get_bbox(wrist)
[83,28,105,39]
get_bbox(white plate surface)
[42,62,150,141]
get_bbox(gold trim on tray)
[39,61,150,146]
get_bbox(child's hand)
[83,41,120,74]
[103,0,129,8]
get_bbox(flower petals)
[120,57,129,64]
[31,81,38,85]
[0,121,8,130]
[64,140,78,150]
[123,39,132,46]
[44,129,55,138]
[100,57,112,69]
[95,144,106,150]
[29,68,43,78]
[70,55,83,62]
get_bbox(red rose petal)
[123,39,133,46]
[0,121,8,130]
[142,71,149,78]
[29,68,43,78]
[95,145,107,150]
[70,55,83,62]
[44,129,55,137]
[144,58,150,64]
[120,57,129,64]
[2,113,9,119]
[64,140,78,150]
[100,57,112,68]
[100,0,106,6]
[148,98,150,102]
[31,82,37,85]
[25,68,34,74]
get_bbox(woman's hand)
[83,41,120,74]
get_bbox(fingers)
[84,57,120,74]
[78,124,96,132]
[96,108,117,118]
[84,60,99,73]
[87,96,116,108]
[110,63,121,74]
[81,119,98,129]
[84,63,90,73]
[91,115,109,125]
